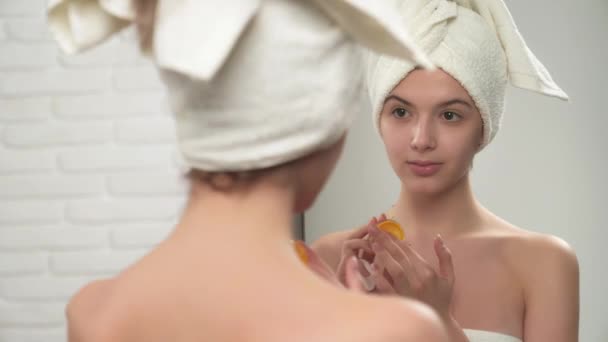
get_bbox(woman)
[312,1,579,341]
[46,0,448,341]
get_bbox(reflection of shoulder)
[66,278,129,342]
[501,227,579,293]
[484,214,577,270]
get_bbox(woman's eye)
[442,111,461,121]
[392,108,409,118]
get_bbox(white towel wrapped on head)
[47,0,432,172]
[366,0,568,149]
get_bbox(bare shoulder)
[67,278,116,324]
[503,229,578,274]
[487,223,580,339]
[488,220,579,288]
[66,278,128,342]
[361,297,448,342]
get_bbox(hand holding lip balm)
[377,219,405,241]
[356,215,405,291]
[291,215,404,294]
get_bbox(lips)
[407,160,442,177]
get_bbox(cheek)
[381,118,408,144]
[381,129,407,162]
[446,129,479,167]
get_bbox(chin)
[405,184,444,196]
[405,170,470,196]
[402,176,450,196]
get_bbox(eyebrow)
[383,95,474,110]
[383,95,412,106]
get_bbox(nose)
[410,116,436,152]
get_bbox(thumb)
[434,235,455,286]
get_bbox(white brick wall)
[0,97,51,121]
[0,4,185,341]
[0,42,57,68]
[0,1,45,17]
[0,69,113,95]
[4,19,52,42]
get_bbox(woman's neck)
[169,177,298,259]
[392,175,487,240]
[151,177,342,329]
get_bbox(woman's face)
[379,69,483,195]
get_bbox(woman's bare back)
[65,238,447,342]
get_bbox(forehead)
[390,68,473,104]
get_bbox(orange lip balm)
[377,219,405,240]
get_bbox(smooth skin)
[312,69,579,342]
[65,137,448,342]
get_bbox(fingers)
[369,226,409,266]
[372,238,408,269]
[434,235,455,286]
[370,228,438,291]
[366,216,378,235]
[343,256,365,292]
[367,214,389,236]
[399,240,432,274]
[371,241,415,293]
[361,215,386,240]
[342,238,373,278]
[369,227,418,293]
[372,244,405,281]
[370,262,395,294]
[348,221,373,240]
[340,239,372,281]
[342,239,372,258]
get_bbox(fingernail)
[349,255,359,267]
[437,235,446,248]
